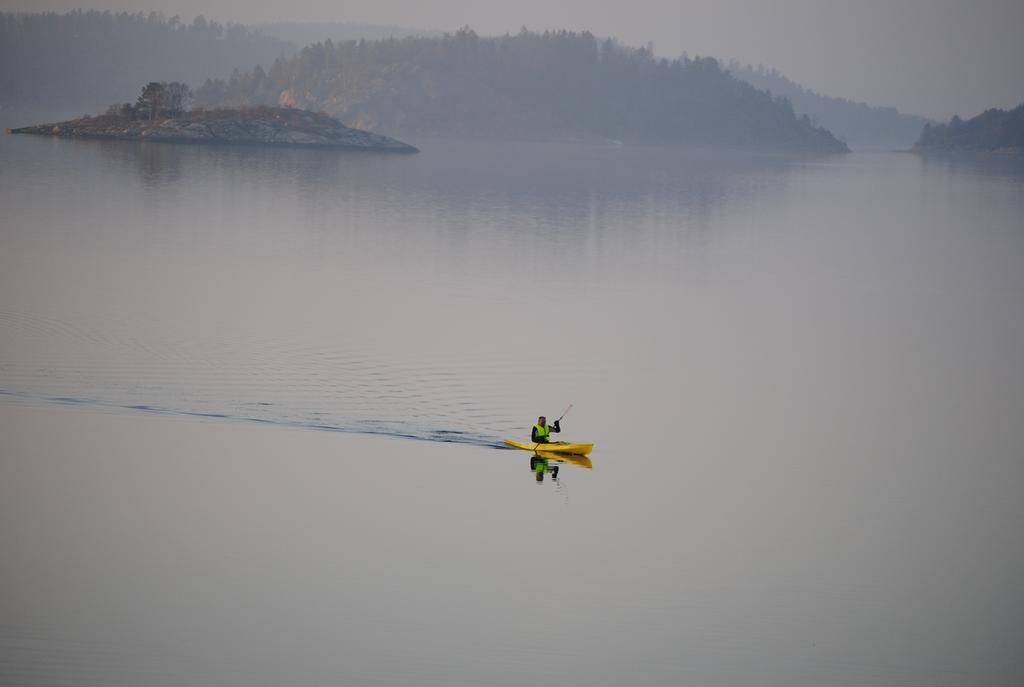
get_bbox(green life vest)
[534,424,550,441]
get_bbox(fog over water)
[7,0,1023,118]
[1,132,1023,685]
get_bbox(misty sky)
[7,0,1023,119]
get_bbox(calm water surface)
[1,134,1023,686]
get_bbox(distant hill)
[0,11,292,122]
[726,61,931,148]
[256,21,442,49]
[913,104,1024,153]
[194,29,848,152]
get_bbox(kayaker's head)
[538,416,546,426]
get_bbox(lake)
[1,133,1022,686]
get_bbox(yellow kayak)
[503,439,594,455]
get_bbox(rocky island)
[8,84,417,153]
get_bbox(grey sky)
[7,0,1023,119]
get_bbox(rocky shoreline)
[7,106,418,153]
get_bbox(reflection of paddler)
[530,455,559,483]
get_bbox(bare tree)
[137,82,165,120]
[164,82,193,115]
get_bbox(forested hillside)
[256,21,441,48]
[727,62,930,148]
[914,104,1024,152]
[194,29,848,152]
[0,11,291,120]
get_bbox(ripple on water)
[0,309,563,448]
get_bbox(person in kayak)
[532,415,561,443]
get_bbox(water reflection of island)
[530,453,592,483]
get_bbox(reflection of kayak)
[546,453,593,469]
[504,439,594,455]
[519,444,593,469]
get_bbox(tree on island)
[137,81,193,119]
[107,81,193,120]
